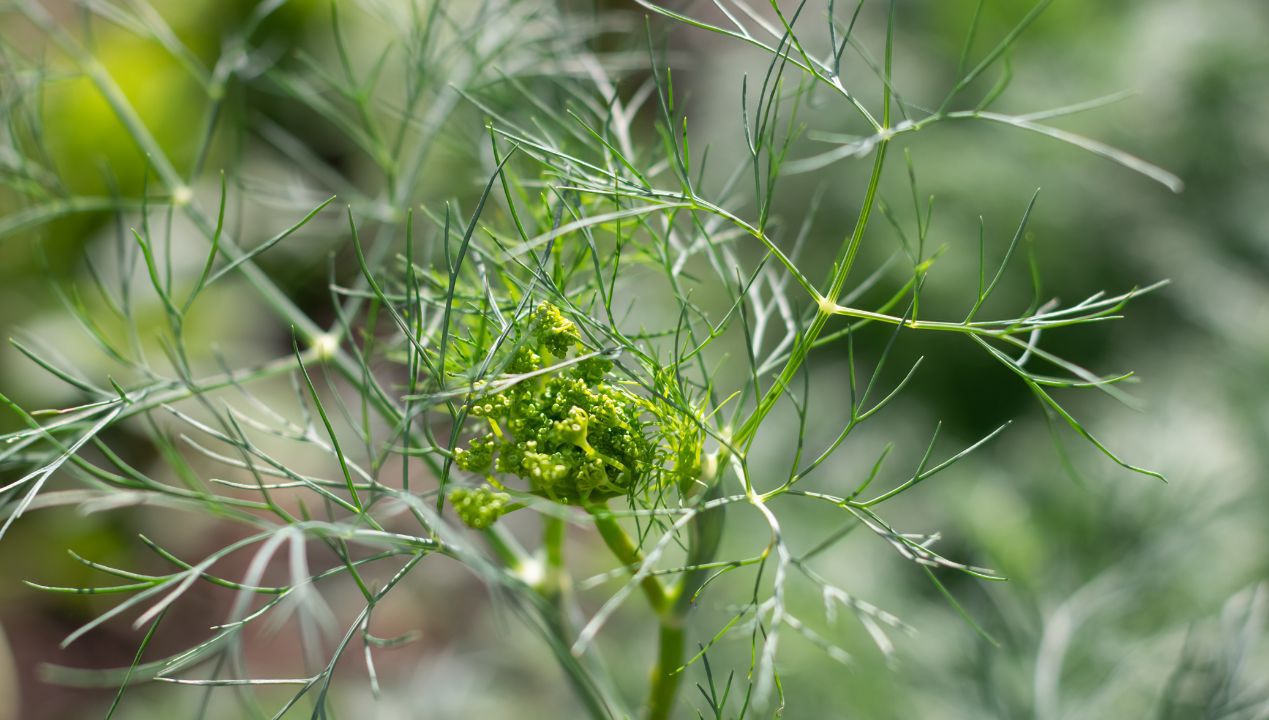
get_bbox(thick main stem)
[646,619,686,720]
[589,507,670,613]
[586,504,690,719]
[645,474,728,719]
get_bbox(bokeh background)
[1,0,1266,718]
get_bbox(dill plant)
[0,0,1181,717]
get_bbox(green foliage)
[0,1,1199,718]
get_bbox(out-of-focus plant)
[0,625,15,720]
[0,0,1181,717]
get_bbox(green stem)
[646,618,686,720]
[544,514,567,580]
[736,140,890,448]
[642,510,724,719]
[626,472,725,720]
[481,525,526,570]
[647,475,728,719]
[586,504,695,718]
[588,505,670,613]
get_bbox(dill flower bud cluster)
[447,486,512,530]
[451,303,655,509]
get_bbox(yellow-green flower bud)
[448,485,511,529]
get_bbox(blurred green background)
[1,0,1266,718]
